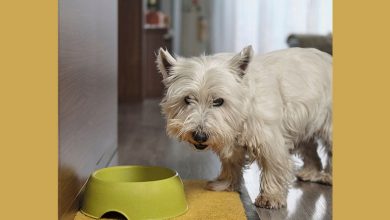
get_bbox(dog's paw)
[296,170,332,185]
[254,194,286,209]
[205,180,233,191]
[318,172,332,185]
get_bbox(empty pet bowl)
[81,165,188,219]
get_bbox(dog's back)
[245,48,332,147]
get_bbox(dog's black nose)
[192,131,208,143]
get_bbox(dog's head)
[156,46,253,153]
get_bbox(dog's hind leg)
[324,148,332,174]
[295,138,332,185]
[323,138,332,181]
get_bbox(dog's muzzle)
[192,131,209,150]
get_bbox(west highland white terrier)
[156,46,332,209]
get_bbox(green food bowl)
[81,165,188,219]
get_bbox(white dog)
[156,46,332,209]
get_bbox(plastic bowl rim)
[90,165,180,184]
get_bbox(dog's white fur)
[157,46,332,209]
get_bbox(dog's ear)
[230,45,254,77]
[156,48,176,79]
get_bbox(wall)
[59,0,118,219]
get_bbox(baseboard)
[59,144,118,220]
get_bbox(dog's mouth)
[193,143,208,150]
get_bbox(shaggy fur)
[156,46,332,209]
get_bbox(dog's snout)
[192,131,208,143]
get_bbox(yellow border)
[0,1,58,219]
[1,1,390,219]
[334,1,390,219]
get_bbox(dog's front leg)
[254,127,293,209]
[206,145,245,192]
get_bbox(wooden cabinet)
[118,0,143,103]
[118,0,172,103]
[142,28,172,99]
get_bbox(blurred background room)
[59,0,332,219]
[119,0,332,103]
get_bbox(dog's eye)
[184,96,191,105]
[213,98,224,107]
